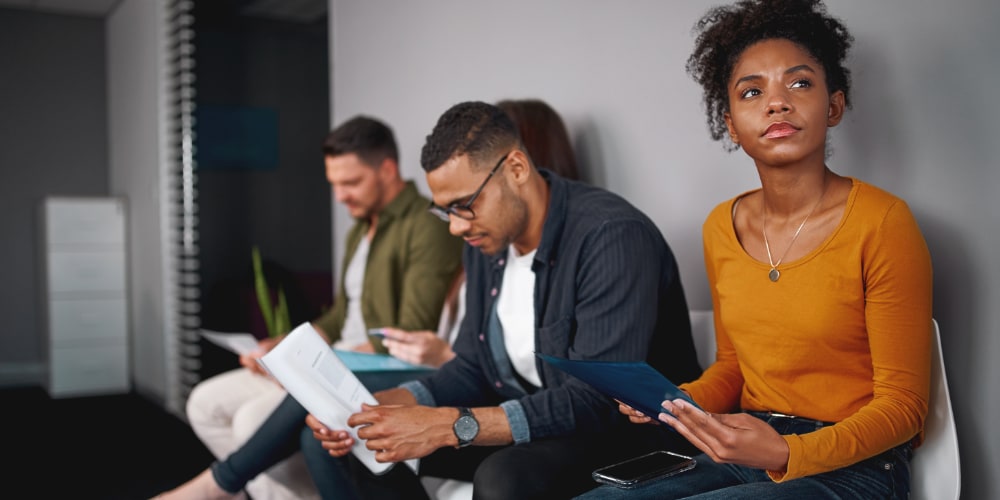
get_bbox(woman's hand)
[659,399,790,472]
[239,336,283,376]
[380,328,456,368]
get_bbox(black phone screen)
[592,450,696,487]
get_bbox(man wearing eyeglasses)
[303,101,702,499]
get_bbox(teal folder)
[333,350,432,371]
[333,350,434,392]
[536,353,701,419]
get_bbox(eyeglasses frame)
[427,151,510,222]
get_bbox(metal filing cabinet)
[41,197,130,397]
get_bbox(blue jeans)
[575,411,912,500]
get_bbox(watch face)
[455,415,479,441]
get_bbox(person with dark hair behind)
[496,98,580,181]
[578,1,932,498]
[301,100,701,499]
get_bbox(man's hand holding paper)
[348,403,456,464]
[304,405,445,469]
[259,322,417,474]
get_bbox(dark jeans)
[300,420,697,500]
[210,394,308,493]
[576,411,913,500]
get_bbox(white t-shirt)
[335,237,370,350]
[496,245,541,387]
[438,278,467,346]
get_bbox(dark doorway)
[191,1,333,381]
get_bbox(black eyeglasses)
[428,152,509,222]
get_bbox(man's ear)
[378,157,399,180]
[505,149,532,186]
[827,90,846,127]
[724,112,739,146]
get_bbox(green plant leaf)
[275,287,290,337]
[252,246,277,337]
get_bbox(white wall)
[107,0,174,406]
[330,1,1000,498]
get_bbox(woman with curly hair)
[578,1,932,498]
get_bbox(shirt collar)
[378,180,420,221]
[533,168,567,269]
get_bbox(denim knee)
[299,425,325,465]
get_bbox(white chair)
[910,319,961,500]
[688,310,717,369]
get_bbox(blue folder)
[536,353,701,419]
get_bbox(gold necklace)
[762,188,826,282]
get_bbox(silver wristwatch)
[453,407,479,448]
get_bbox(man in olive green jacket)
[312,172,463,352]
[178,116,462,500]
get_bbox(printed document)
[259,322,417,474]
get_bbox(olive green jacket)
[313,181,463,352]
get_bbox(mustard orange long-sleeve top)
[680,178,932,482]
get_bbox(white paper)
[200,329,260,356]
[259,322,416,474]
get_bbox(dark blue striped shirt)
[411,169,702,441]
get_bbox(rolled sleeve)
[400,380,437,407]
[500,400,531,444]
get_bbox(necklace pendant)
[768,268,780,282]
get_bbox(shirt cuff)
[400,381,436,407]
[500,400,531,444]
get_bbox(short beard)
[491,181,529,255]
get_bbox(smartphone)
[592,450,696,489]
[367,328,386,339]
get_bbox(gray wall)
[329,1,999,498]
[0,8,107,378]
